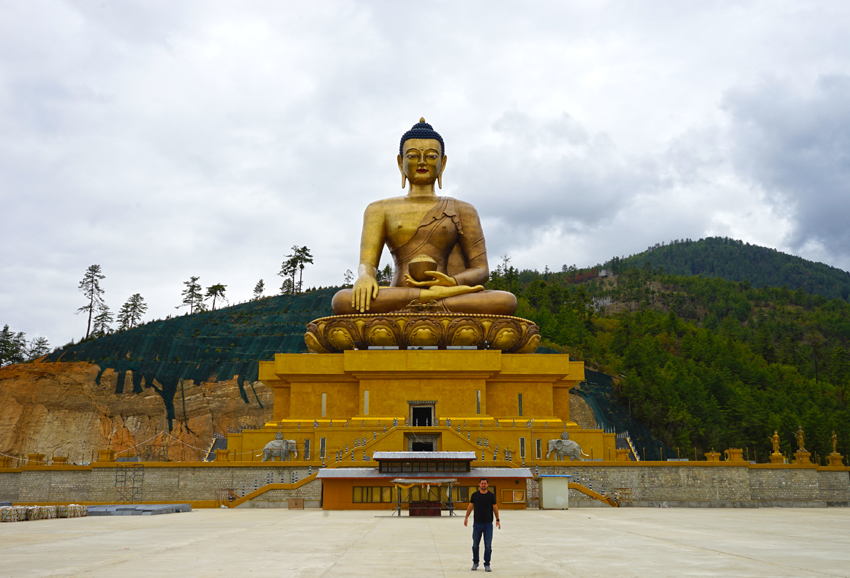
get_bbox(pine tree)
[294,246,314,293]
[253,279,265,300]
[118,294,148,329]
[279,278,294,295]
[279,255,298,295]
[26,337,50,361]
[177,277,204,314]
[205,284,228,310]
[278,246,315,293]
[91,304,114,337]
[76,265,106,340]
[0,325,27,366]
[343,270,354,287]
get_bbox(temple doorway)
[412,406,432,427]
[406,433,440,452]
[408,401,436,427]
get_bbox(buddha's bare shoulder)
[364,196,410,212]
[452,198,481,217]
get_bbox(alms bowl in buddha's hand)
[408,255,439,282]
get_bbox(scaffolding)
[115,464,144,504]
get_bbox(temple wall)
[526,464,850,508]
[0,464,318,506]
[3,464,848,508]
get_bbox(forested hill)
[609,237,850,302]
[488,266,850,463]
[42,288,336,430]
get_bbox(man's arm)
[493,503,500,529]
[463,502,474,527]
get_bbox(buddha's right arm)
[352,203,387,312]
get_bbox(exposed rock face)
[1,361,594,464]
[0,362,271,463]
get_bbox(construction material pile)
[0,504,87,522]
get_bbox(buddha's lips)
[416,169,428,173]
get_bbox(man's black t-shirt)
[469,490,497,524]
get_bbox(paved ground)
[1,508,849,577]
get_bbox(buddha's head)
[398,118,447,189]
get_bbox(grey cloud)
[456,111,657,232]
[723,75,850,260]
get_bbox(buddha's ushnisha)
[332,119,516,315]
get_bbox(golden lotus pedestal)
[827,453,845,467]
[794,450,812,465]
[305,313,541,354]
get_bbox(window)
[501,489,525,504]
[476,390,481,415]
[535,439,542,460]
[319,437,326,458]
[364,390,369,415]
[352,486,393,503]
[321,393,327,417]
[520,437,526,458]
[304,439,310,461]
[518,393,523,417]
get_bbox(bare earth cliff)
[0,361,272,463]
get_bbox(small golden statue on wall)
[794,425,811,465]
[827,430,845,467]
[769,430,784,464]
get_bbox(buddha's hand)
[352,275,379,313]
[419,284,484,302]
[404,271,457,288]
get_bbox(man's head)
[398,118,447,189]
[478,478,489,492]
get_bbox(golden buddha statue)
[331,119,517,316]
[307,119,538,354]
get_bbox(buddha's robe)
[331,197,516,315]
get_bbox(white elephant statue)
[547,432,589,461]
[258,432,298,462]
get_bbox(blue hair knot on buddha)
[399,117,445,157]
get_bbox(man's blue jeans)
[472,522,493,565]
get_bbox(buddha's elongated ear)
[437,155,447,189]
[398,154,407,189]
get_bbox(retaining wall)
[2,462,848,508]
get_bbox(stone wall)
[2,463,848,508]
[819,471,850,506]
[0,464,319,506]
[526,464,850,508]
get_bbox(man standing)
[464,478,500,572]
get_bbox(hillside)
[611,237,850,302]
[2,288,611,459]
[503,266,850,463]
[42,288,336,430]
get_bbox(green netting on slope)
[535,350,674,460]
[43,288,336,430]
[576,368,674,461]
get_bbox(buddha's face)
[398,138,446,186]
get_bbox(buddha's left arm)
[453,203,489,287]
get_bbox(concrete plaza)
[1,508,849,578]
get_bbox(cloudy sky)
[2,1,850,347]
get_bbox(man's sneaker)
[471,563,478,571]
[484,565,492,572]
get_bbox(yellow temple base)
[224,349,617,464]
